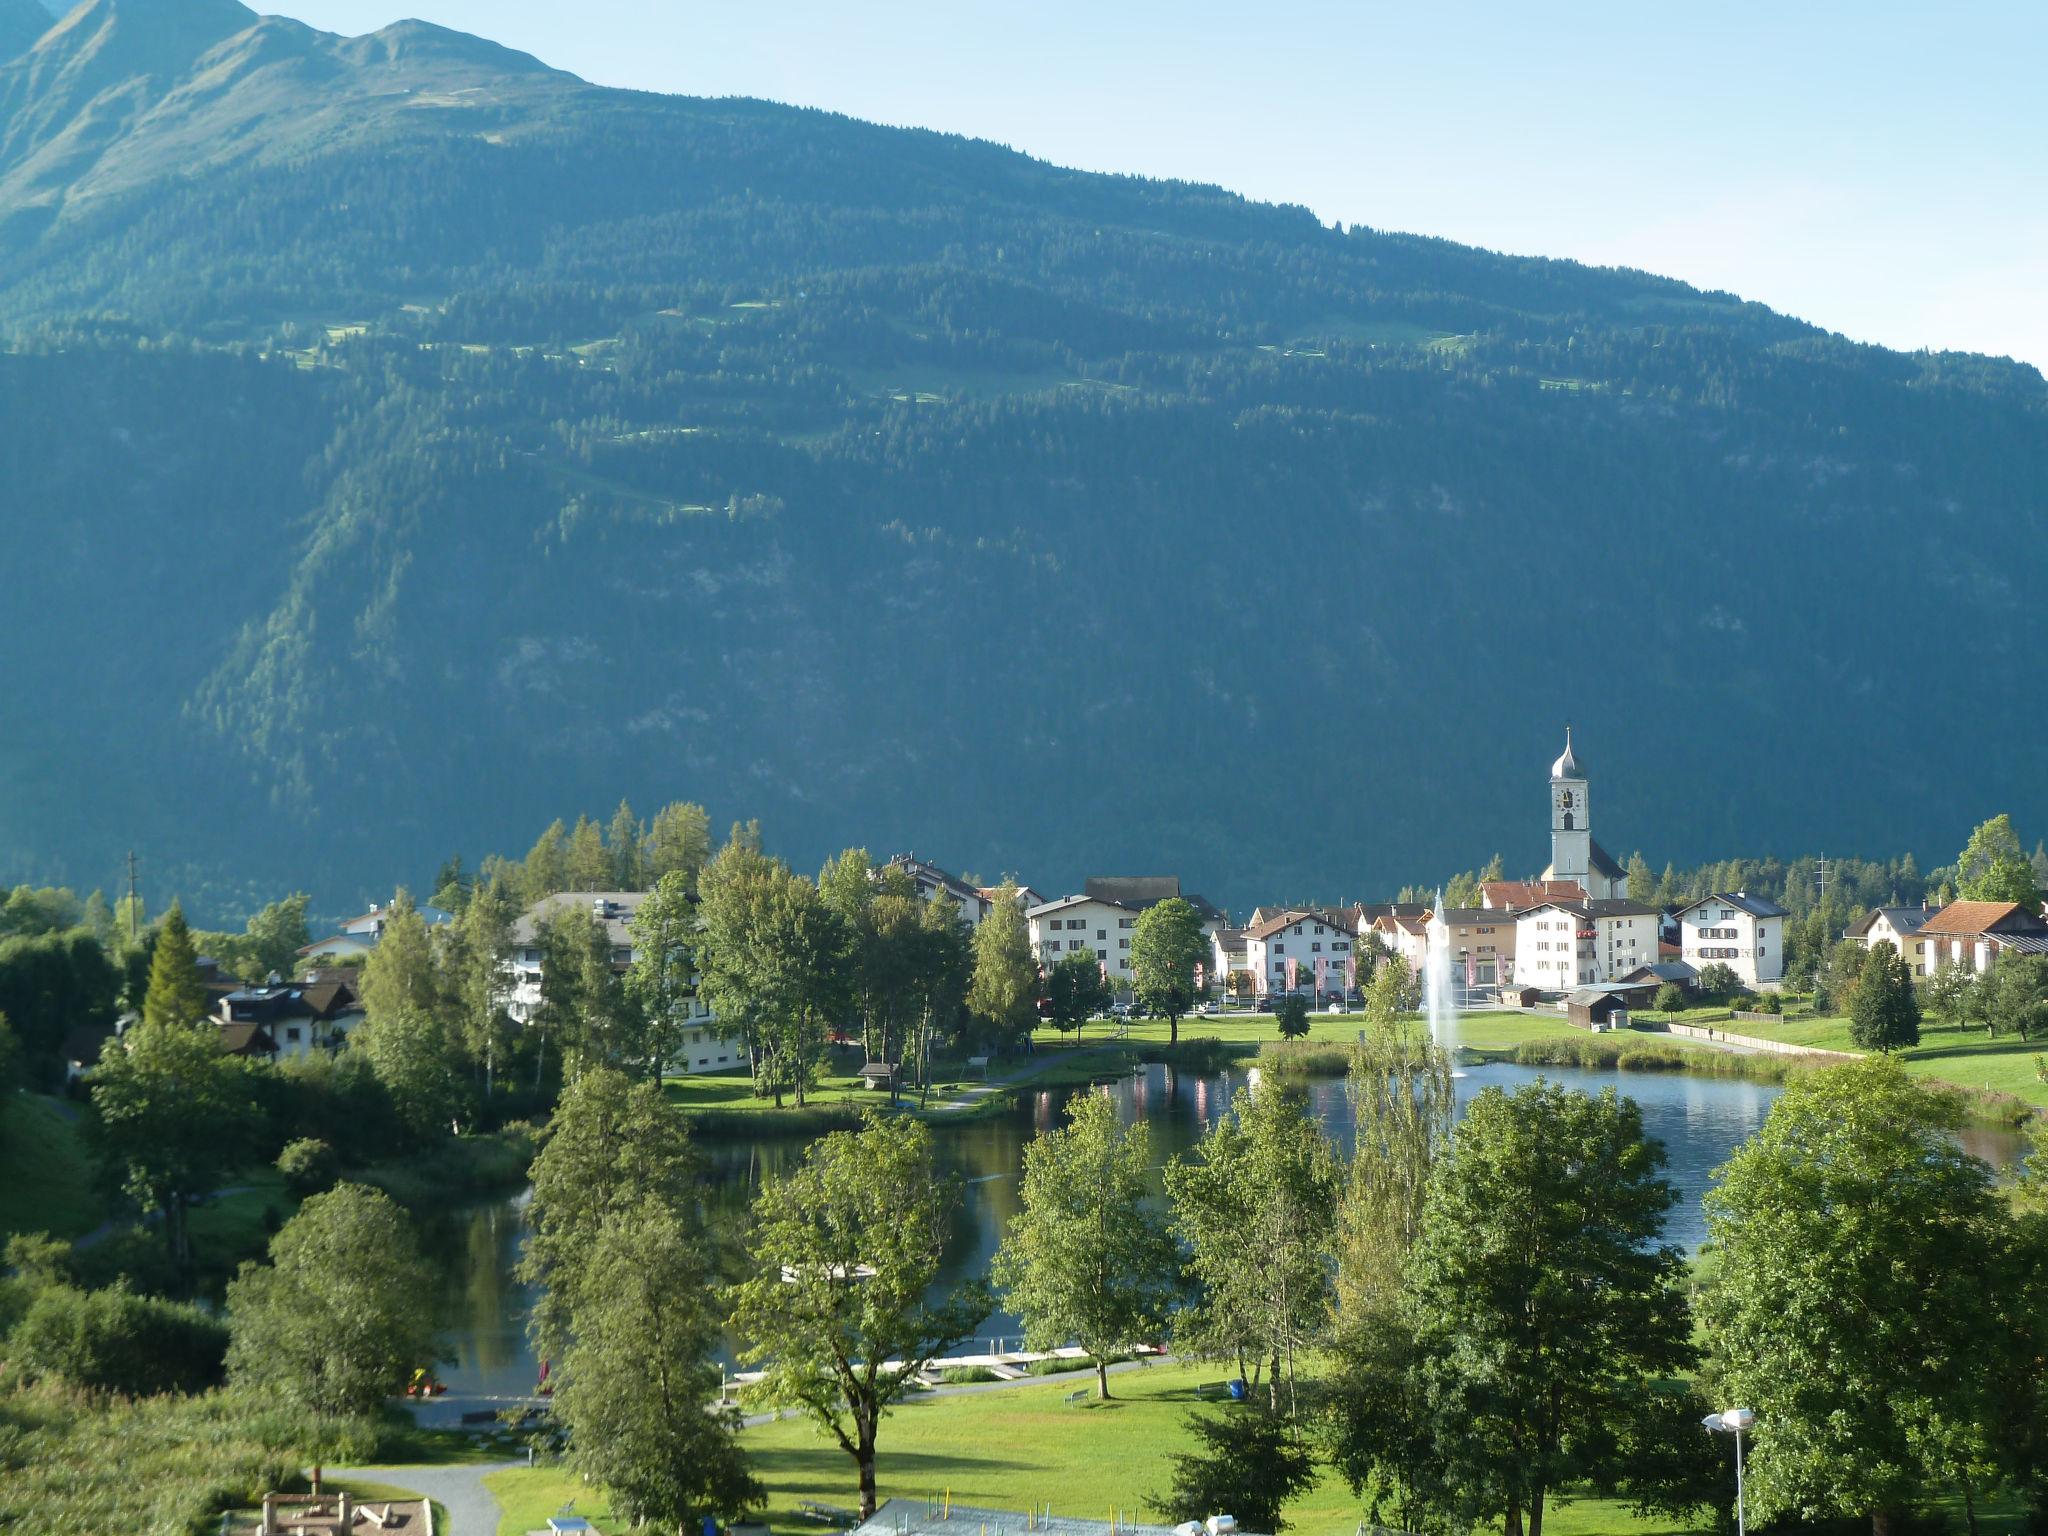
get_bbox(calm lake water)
[416,1061,2026,1402]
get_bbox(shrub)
[1747,992,1783,1015]
[9,1283,229,1395]
[275,1137,339,1198]
[1696,963,1741,1000]
[1653,983,1687,1014]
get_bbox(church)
[1540,728,1631,900]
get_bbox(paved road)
[327,1460,525,1536]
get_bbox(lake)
[414,1060,2024,1407]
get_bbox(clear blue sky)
[267,0,2048,370]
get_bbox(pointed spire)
[1550,725,1582,781]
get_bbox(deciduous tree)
[1131,897,1207,1045]
[1849,940,1921,1053]
[225,1184,437,1417]
[967,881,1039,1049]
[1703,1058,2007,1536]
[992,1091,1179,1399]
[731,1115,987,1519]
[1045,949,1109,1039]
[625,870,701,1079]
[1957,813,2041,908]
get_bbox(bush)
[1273,993,1311,1039]
[9,1283,229,1395]
[1148,1406,1317,1532]
[1696,963,1741,1000]
[275,1137,339,1198]
[1653,983,1688,1014]
[1747,992,1783,1015]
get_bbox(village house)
[298,896,453,964]
[1914,900,2048,975]
[1433,907,1517,988]
[507,891,730,1071]
[1848,904,1940,976]
[1675,892,1790,987]
[1513,899,1663,989]
[213,975,366,1061]
[1026,876,1226,989]
[1243,909,1357,999]
[1371,911,1431,975]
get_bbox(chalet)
[1675,892,1790,987]
[1916,901,2048,975]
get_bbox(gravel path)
[326,1460,525,1536]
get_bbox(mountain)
[0,0,2043,921]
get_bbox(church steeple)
[1548,726,1591,885]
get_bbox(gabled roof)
[1245,908,1351,941]
[1919,900,2048,938]
[1623,961,1699,985]
[1675,892,1790,921]
[1078,876,1224,924]
[1437,907,1512,926]
[1373,913,1430,938]
[1483,880,1587,910]
[218,1022,278,1057]
[1520,899,1663,921]
[1849,906,1934,939]
[1588,840,1627,881]
[888,854,984,906]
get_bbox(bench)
[1062,1388,1090,1407]
[797,1501,857,1526]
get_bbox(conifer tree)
[142,900,207,1029]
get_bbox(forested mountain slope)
[1,0,2042,920]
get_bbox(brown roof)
[1483,880,1588,910]
[1373,913,1430,938]
[218,1022,278,1057]
[1245,908,1352,941]
[1918,901,2047,938]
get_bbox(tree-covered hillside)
[0,0,2042,921]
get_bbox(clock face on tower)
[1556,789,1574,812]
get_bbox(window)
[1274,943,1286,954]
[1119,918,1135,929]
[1119,939,1129,950]
[1096,929,1106,940]
[1097,948,1108,961]
[1068,939,1085,951]
[1312,942,1323,952]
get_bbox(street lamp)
[1702,1407,1756,1536]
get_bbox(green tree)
[606,798,643,889]
[358,890,443,1023]
[89,1020,258,1265]
[1703,1058,2007,1536]
[1353,1081,1697,1536]
[1130,897,1208,1045]
[141,900,207,1029]
[1165,1083,1340,1411]
[234,893,312,979]
[1957,813,2042,907]
[225,1184,437,1417]
[1149,1406,1318,1533]
[1849,940,1921,1054]
[552,1206,763,1533]
[992,1092,1179,1399]
[1985,951,2048,1042]
[446,876,515,1095]
[644,800,712,887]
[520,1066,701,1358]
[1335,1011,1456,1320]
[1274,992,1310,1038]
[1625,850,1655,902]
[354,1003,467,1138]
[536,906,642,1080]
[1045,948,1110,1039]
[11,1283,228,1396]
[1363,954,1412,1036]
[907,893,972,1103]
[522,819,569,901]
[730,1115,988,1519]
[565,813,611,893]
[967,881,1040,1050]
[1927,959,1973,1030]
[625,870,702,1079]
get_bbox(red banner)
[1285,956,1298,993]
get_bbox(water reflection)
[421,1062,2025,1397]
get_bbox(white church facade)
[1539,727,1630,901]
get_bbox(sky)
[265,0,2048,370]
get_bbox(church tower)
[1549,727,1591,890]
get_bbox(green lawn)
[0,1094,105,1240]
[1708,1015,2048,1110]
[486,1363,1707,1536]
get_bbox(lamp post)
[1702,1407,1756,1536]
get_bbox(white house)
[1243,910,1356,999]
[507,891,732,1072]
[886,855,994,924]
[1370,912,1431,976]
[1026,876,1226,992]
[1675,892,1790,987]
[299,896,454,964]
[1514,900,1664,989]
[1848,905,1937,977]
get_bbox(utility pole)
[1814,852,1833,908]
[124,850,141,942]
